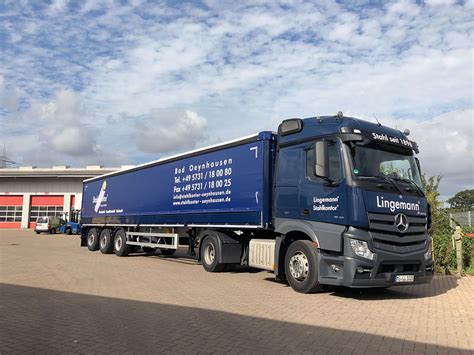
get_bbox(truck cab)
[273,113,433,292]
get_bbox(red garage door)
[0,195,23,228]
[29,195,64,229]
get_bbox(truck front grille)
[368,212,428,254]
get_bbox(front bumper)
[318,227,434,288]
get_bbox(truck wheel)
[66,228,72,235]
[159,248,176,256]
[51,228,56,234]
[285,240,324,294]
[87,228,100,251]
[114,229,130,257]
[35,231,40,235]
[143,247,156,254]
[201,236,225,272]
[99,229,114,254]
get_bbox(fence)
[449,210,473,228]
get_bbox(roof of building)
[0,165,128,179]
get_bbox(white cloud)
[379,110,474,199]
[424,0,456,6]
[1,89,126,166]
[51,127,96,156]
[135,109,207,154]
[0,75,24,113]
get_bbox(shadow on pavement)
[264,275,459,299]
[327,275,459,300]
[126,250,266,273]
[0,283,469,354]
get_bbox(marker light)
[349,239,375,260]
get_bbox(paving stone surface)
[0,229,473,354]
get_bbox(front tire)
[87,228,99,251]
[99,229,114,254]
[65,228,72,235]
[285,240,323,294]
[201,236,225,272]
[51,228,56,234]
[114,229,131,257]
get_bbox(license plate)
[395,275,415,283]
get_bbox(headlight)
[349,239,375,260]
[424,248,432,260]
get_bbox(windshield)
[349,142,422,188]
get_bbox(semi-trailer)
[80,113,433,293]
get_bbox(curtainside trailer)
[81,113,434,293]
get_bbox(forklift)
[59,209,81,235]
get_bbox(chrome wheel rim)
[88,234,95,246]
[100,235,107,248]
[115,236,122,251]
[289,252,309,282]
[204,243,215,265]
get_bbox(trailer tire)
[87,228,99,251]
[65,228,72,235]
[159,248,176,256]
[285,240,323,294]
[99,229,114,254]
[114,229,130,257]
[201,235,225,272]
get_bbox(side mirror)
[314,141,329,179]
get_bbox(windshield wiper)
[390,176,424,196]
[358,175,405,195]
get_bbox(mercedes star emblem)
[394,213,409,232]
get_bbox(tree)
[421,174,454,272]
[421,175,451,235]
[447,189,474,210]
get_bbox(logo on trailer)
[94,181,107,212]
[394,213,409,233]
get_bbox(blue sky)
[0,0,473,198]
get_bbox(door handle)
[300,208,310,215]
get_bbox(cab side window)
[306,141,342,182]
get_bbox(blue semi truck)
[81,113,433,293]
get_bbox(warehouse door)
[29,196,64,229]
[0,195,23,228]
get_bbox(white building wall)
[0,178,85,194]
[0,178,86,229]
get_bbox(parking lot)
[0,229,473,354]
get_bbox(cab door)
[298,139,347,225]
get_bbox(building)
[0,166,122,229]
